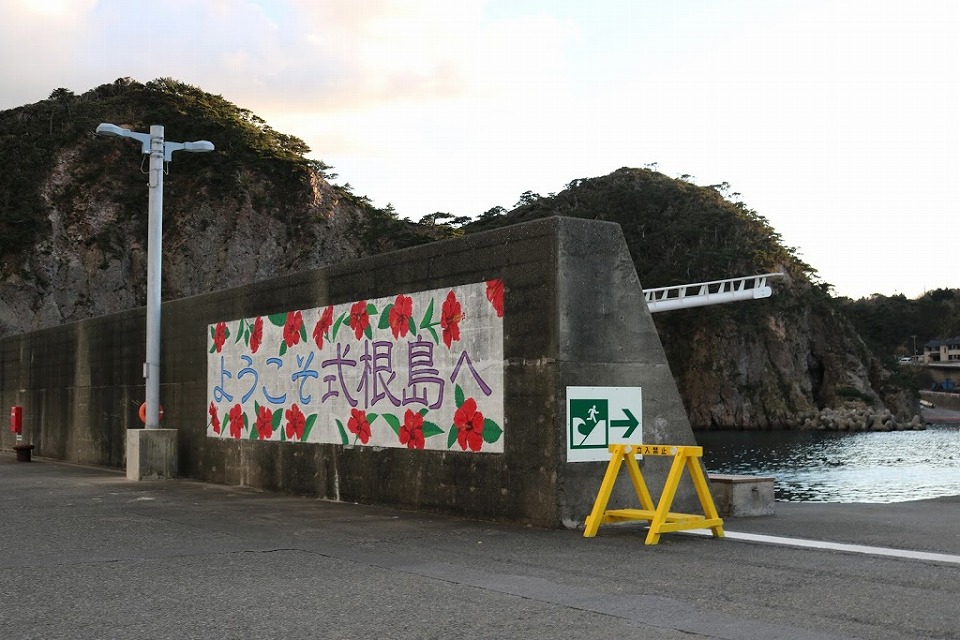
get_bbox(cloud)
[0,0,100,103]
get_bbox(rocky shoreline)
[798,408,923,431]
[761,407,925,432]
[700,405,960,430]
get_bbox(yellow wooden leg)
[623,448,655,511]
[583,445,627,537]
[686,455,725,538]
[644,452,686,545]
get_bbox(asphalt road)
[1,454,958,640]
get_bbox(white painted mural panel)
[207,280,505,452]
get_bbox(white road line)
[686,528,960,565]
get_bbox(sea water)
[696,424,960,503]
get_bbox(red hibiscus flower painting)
[454,397,485,451]
[440,290,462,349]
[250,316,264,354]
[228,404,244,439]
[399,409,425,449]
[347,408,371,444]
[313,306,334,349]
[283,311,303,348]
[285,403,306,441]
[255,405,274,440]
[209,402,221,434]
[485,279,504,318]
[388,294,413,339]
[349,300,370,340]
[213,321,228,353]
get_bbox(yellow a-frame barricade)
[583,444,725,544]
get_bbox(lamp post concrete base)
[13,443,35,462]
[126,429,177,480]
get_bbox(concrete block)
[709,474,775,517]
[126,429,178,480]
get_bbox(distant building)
[923,337,960,363]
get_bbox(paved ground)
[1,454,958,640]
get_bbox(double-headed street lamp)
[96,123,214,429]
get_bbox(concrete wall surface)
[0,217,703,526]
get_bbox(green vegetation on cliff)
[840,289,960,360]
[466,168,815,288]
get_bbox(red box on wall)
[10,406,22,434]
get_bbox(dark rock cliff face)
[1,154,365,334]
[0,82,916,428]
[656,277,911,429]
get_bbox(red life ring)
[138,402,165,424]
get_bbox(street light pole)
[96,123,214,429]
[145,125,165,429]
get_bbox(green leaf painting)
[303,414,318,441]
[483,419,503,444]
[331,312,346,341]
[447,426,458,449]
[419,298,435,328]
[422,421,444,438]
[382,413,401,436]
[378,304,394,329]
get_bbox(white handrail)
[643,273,783,313]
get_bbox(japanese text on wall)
[206,280,505,453]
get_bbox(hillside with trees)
[839,289,960,360]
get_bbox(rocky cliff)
[0,80,916,429]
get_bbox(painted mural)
[206,280,505,453]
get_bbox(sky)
[0,0,957,300]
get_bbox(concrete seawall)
[921,390,960,411]
[0,217,703,526]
